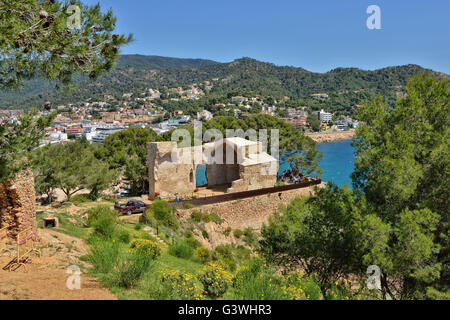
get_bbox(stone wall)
[178,184,324,250]
[0,171,37,239]
[180,186,317,230]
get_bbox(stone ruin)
[0,170,37,239]
[148,137,279,199]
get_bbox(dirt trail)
[0,229,116,300]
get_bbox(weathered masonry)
[0,171,37,239]
[148,137,278,199]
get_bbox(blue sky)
[84,0,450,73]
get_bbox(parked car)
[114,200,148,215]
[119,189,131,198]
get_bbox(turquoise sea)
[196,139,356,188]
[279,139,356,188]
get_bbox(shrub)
[160,269,205,300]
[168,241,194,259]
[232,259,285,300]
[223,227,232,236]
[190,210,210,223]
[190,211,223,224]
[281,273,322,300]
[198,262,233,298]
[149,200,179,230]
[215,245,233,259]
[86,239,121,274]
[114,228,131,244]
[201,229,209,239]
[195,247,210,264]
[110,249,155,289]
[233,229,243,239]
[134,223,142,230]
[91,214,117,239]
[86,205,119,227]
[183,203,195,209]
[185,236,201,249]
[71,194,93,204]
[130,238,162,260]
[209,213,223,224]
[243,228,258,246]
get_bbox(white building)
[314,109,333,123]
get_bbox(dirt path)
[0,229,116,300]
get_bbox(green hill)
[0,55,447,110]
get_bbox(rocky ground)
[0,221,116,300]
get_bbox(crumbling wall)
[0,170,37,239]
[227,163,277,193]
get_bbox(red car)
[114,200,148,215]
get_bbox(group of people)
[278,169,307,184]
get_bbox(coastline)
[305,130,356,143]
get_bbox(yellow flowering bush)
[198,262,233,298]
[160,269,205,300]
[195,247,210,264]
[281,273,322,300]
[130,238,161,259]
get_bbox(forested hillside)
[0,55,447,110]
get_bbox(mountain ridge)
[0,54,447,110]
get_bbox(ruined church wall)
[148,142,196,199]
[227,163,277,193]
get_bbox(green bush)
[109,250,155,289]
[243,228,258,246]
[183,203,195,209]
[233,229,243,239]
[134,223,142,230]
[149,200,179,230]
[223,227,232,236]
[198,262,233,298]
[114,228,131,243]
[130,238,162,260]
[215,245,233,259]
[232,258,285,300]
[201,230,209,239]
[190,210,210,223]
[168,241,194,259]
[209,213,223,224]
[190,211,223,224]
[86,205,119,227]
[282,273,322,300]
[195,247,210,264]
[86,239,121,274]
[71,194,93,204]
[160,269,205,300]
[91,214,117,239]
[185,236,201,249]
[232,259,322,300]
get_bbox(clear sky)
[83,0,450,74]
